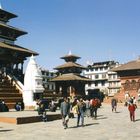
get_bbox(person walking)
[128,100,136,122]
[124,92,130,106]
[90,97,99,119]
[76,98,86,127]
[85,99,90,117]
[60,97,71,129]
[111,98,117,112]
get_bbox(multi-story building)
[108,70,121,96]
[39,67,56,93]
[83,61,121,96]
[113,58,140,102]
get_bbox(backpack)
[92,99,98,107]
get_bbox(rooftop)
[112,58,140,72]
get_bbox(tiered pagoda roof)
[0,8,17,22]
[60,54,81,62]
[0,22,27,40]
[54,62,85,70]
[0,7,38,57]
[51,73,90,81]
[0,42,38,56]
[51,52,90,82]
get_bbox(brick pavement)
[0,103,140,140]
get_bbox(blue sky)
[2,0,140,70]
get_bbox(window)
[88,83,91,87]
[101,81,105,86]
[102,74,106,79]
[124,80,130,90]
[131,80,136,89]
[88,75,92,79]
[95,82,98,87]
[42,71,45,75]
[46,72,49,76]
[95,68,98,71]
[113,75,116,79]
[108,75,111,78]
[95,75,99,79]
[100,67,103,71]
[104,67,107,70]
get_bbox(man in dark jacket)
[60,97,71,129]
[111,98,117,112]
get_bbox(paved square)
[0,103,140,140]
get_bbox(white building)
[83,61,121,96]
[108,70,121,96]
[39,67,56,93]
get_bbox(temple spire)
[68,50,72,55]
[0,2,2,9]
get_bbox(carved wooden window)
[131,80,137,89]
[124,80,130,90]
[137,79,140,90]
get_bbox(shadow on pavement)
[96,117,108,120]
[97,115,104,117]
[68,123,99,129]
[115,111,121,113]
[85,123,99,126]
[0,129,14,132]
[135,119,140,122]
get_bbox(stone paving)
[0,103,140,140]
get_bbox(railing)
[7,74,24,94]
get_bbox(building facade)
[108,71,121,96]
[83,61,121,96]
[39,67,56,92]
[113,58,140,102]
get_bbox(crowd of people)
[35,92,138,129]
[59,91,140,129]
[0,91,139,129]
[60,97,101,129]
[0,100,25,112]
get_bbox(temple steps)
[0,85,16,88]
[6,103,17,109]
[0,76,23,109]
[0,93,22,97]
[0,89,19,93]
[0,97,23,102]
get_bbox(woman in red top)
[128,101,136,122]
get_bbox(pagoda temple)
[51,52,90,98]
[0,7,38,81]
[0,7,38,108]
[113,58,140,101]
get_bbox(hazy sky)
[2,0,140,70]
